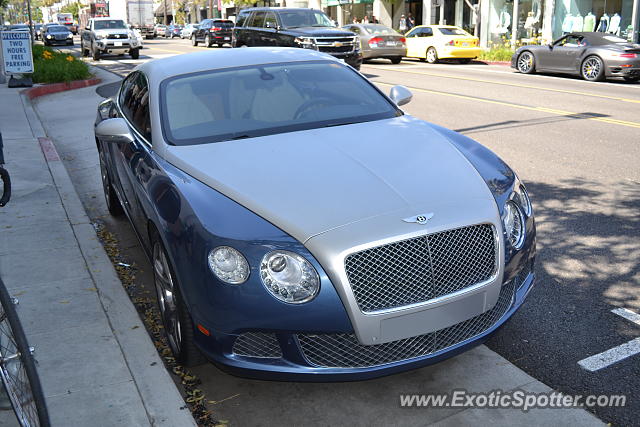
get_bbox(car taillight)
[368,36,383,46]
[211,27,221,32]
[617,53,637,58]
[399,37,406,43]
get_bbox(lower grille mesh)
[232,332,282,358]
[297,281,516,368]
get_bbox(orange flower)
[66,55,74,62]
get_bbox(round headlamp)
[208,246,249,284]
[502,201,524,249]
[260,251,320,304]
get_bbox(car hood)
[163,115,497,245]
[283,27,355,37]
[94,29,128,36]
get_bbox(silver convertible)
[95,48,536,379]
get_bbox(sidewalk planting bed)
[31,45,91,84]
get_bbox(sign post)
[1,31,34,87]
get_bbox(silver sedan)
[343,23,406,64]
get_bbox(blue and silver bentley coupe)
[95,48,536,380]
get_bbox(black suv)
[191,19,234,47]
[232,8,362,70]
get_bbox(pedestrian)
[408,13,415,30]
[352,16,359,24]
[372,15,378,24]
[399,14,408,33]
[363,16,369,24]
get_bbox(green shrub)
[30,45,91,83]
[478,46,515,62]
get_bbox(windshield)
[161,61,399,145]
[438,27,468,36]
[94,20,126,30]
[361,24,396,35]
[48,26,68,32]
[279,10,334,28]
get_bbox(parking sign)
[1,31,34,74]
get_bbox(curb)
[477,60,511,67]
[21,93,197,426]
[23,77,102,100]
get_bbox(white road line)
[577,308,640,372]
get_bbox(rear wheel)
[426,47,438,64]
[390,56,402,64]
[191,34,198,46]
[581,55,604,81]
[517,51,536,74]
[152,236,205,367]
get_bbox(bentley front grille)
[297,280,515,368]
[232,332,282,358]
[345,224,497,313]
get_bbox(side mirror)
[389,85,412,107]
[95,118,134,144]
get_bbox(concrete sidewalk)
[0,82,195,426]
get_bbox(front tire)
[92,44,101,61]
[99,147,123,216]
[205,34,212,48]
[390,56,402,64]
[426,47,438,64]
[81,41,89,57]
[191,34,198,46]
[517,51,536,74]
[130,48,139,59]
[152,236,205,367]
[581,55,604,81]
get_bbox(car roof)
[137,47,337,86]
[239,7,320,12]
[568,32,630,45]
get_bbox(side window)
[250,11,266,28]
[264,12,278,28]
[118,73,137,115]
[236,11,250,27]
[200,20,211,29]
[406,27,420,38]
[119,72,151,142]
[349,26,361,34]
[421,27,433,37]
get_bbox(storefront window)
[552,0,635,41]
[486,0,544,45]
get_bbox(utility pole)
[25,0,34,43]
[164,0,168,24]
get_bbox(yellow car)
[404,25,481,64]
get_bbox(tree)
[61,1,81,21]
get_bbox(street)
[43,36,640,426]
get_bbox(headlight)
[95,34,105,40]
[208,246,249,284]
[294,37,317,50]
[502,200,524,249]
[513,183,532,216]
[46,35,52,39]
[260,251,320,304]
[67,33,73,38]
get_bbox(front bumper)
[192,262,535,381]
[330,50,363,69]
[95,38,139,53]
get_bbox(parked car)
[8,24,30,32]
[343,23,406,64]
[94,47,536,379]
[404,25,480,64]
[34,23,43,40]
[154,23,166,37]
[232,8,362,70]
[42,24,74,46]
[180,23,199,39]
[191,19,233,47]
[164,24,182,38]
[513,32,640,82]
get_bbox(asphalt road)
[52,36,640,426]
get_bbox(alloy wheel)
[582,57,602,81]
[153,243,182,356]
[518,52,533,73]
[426,48,438,64]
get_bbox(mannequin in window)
[597,13,609,32]
[583,11,596,32]
[494,6,511,34]
[562,13,574,34]
[571,13,583,32]
[608,13,621,35]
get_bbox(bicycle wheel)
[0,279,50,427]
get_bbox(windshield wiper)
[230,134,252,140]
[323,121,358,128]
